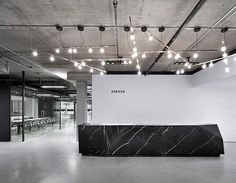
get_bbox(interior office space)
[0,0,236,182]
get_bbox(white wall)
[92,75,236,141]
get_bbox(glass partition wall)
[10,86,74,141]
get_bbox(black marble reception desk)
[78,124,224,156]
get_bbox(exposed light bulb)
[138,71,141,75]
[100,71,104,76]
[68,48,73,53]
[142,53,146,59]
[88,47,93,53]
[148,35,153,41]
[136,64,140,70]
[132,52,138,58]
[180,69,184,74]
[187,64,192,69]
[124,60,128,64]
[55,48,60,54]
[221,46,227,52]
[209,62,214,67]
[73,48,77,53]
[223,58,228,65]
[174,53,180,60]
[90,68,94,73]
[202,63,207,69]
[176,70,180,75]
[78,64,82,70]
[81,61,86,66]
[100,47,105,53]
[128,60,132,64]
[49,55,55,62]
[223,52,228,58]
[32,50,38,57]
[74,62,79,67]
[133,47,137,52]
[193,52,198,59]
[130,34,135,40]
[225,66,230,73]
[101,60,106,65]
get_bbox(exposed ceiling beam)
[145,0,207,75]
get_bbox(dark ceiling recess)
[145,0,207,75]
[55,24,63,31]
[159,26,165,32]
[77,25,84,31]
[141,26,147,32]
[124,26,130,32]
[194,26,201,32]
[99,25,105,31]
[221,27,228,33]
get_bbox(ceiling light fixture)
[159,26,165,32]
[193,52,198,59]
[49,55,55,62]
[100,47,105,53]
[130,34,135,40]
[73,48,77,53]
[187,64,192,69]
[141,26,147,32]
[223,52,228,58]
[68,48,73,53]
[124,60,128,64]
[142,53,146,58]
[99,25,105,32]
[90,68,94,73]
[180,69,184,74]
[100,71,104,75]
[148,35,153,41]
[174,53,180,60]
[138,70,141,75]
[101,60,106,65]
[128,60,132,64]
[56,24,63,31]
[209,62,214,67]
[74,62,79,67]
[136,64,140,70]
[81,61,86,66]
[78,64,82,70]
[77,25,84,31]
[32,50,38,57]
[176,70,180,75]
[124,26,130,32]
[55,48,60,54]
[133,47,137,52]
[88,47,93,53]
[202,63,207,69]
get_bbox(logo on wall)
[111,90,125,94]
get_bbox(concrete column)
[76,81,87,124]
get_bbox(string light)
[55,48,60,54]
[174,53,180,60]
[81,61,86,66]
[148,35,153,41]
[49,55,55,62]
[90,68,94,73]
[138,70,141,75]
[88,47,93,53]
[100,47,105,53]
[74,62,78,67]
[101,60,106,66]
[32,50,38,57]
[180,69,184,74]
[223,52,228,58]
[68,48,73,53]
[202,63,207,69]
[209,62,214,67]
[78,64,82,70]
[225,66,230,73]
[193,52,198,59]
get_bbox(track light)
[193,52,198,59]
[223,52,228,58]
[142,53,146,58]
[99,25,105,32]
[174,53,180,60]
[180,69,184,74]
[128,60,132,64]
[73,48,77,53]
[148,35,153,41]
[138,70,141,75]
[136,64,140,70]
[78,64,82,70]
[90,68,94,73]
[225,66,230,73]
[49,55,55,62]
[100,47,105,53]
[56,24,63,31]
[88,47,93,53]
[202,63,207,69]
[176,70,180,75]
[100,71,104,75]
[124,26,130,32]
[32,50,38,57]
[141,26,147,32]
[101,60,106,65]
[55,48,60,54]
[209,62,214,67]
[68,48,73,53]
[77,25,84,31]
[74,62,78,67]
[81,61,86,66]
[130,34,135,40]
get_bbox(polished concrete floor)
[0,124,236,183]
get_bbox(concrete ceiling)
[0,0,236,85]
